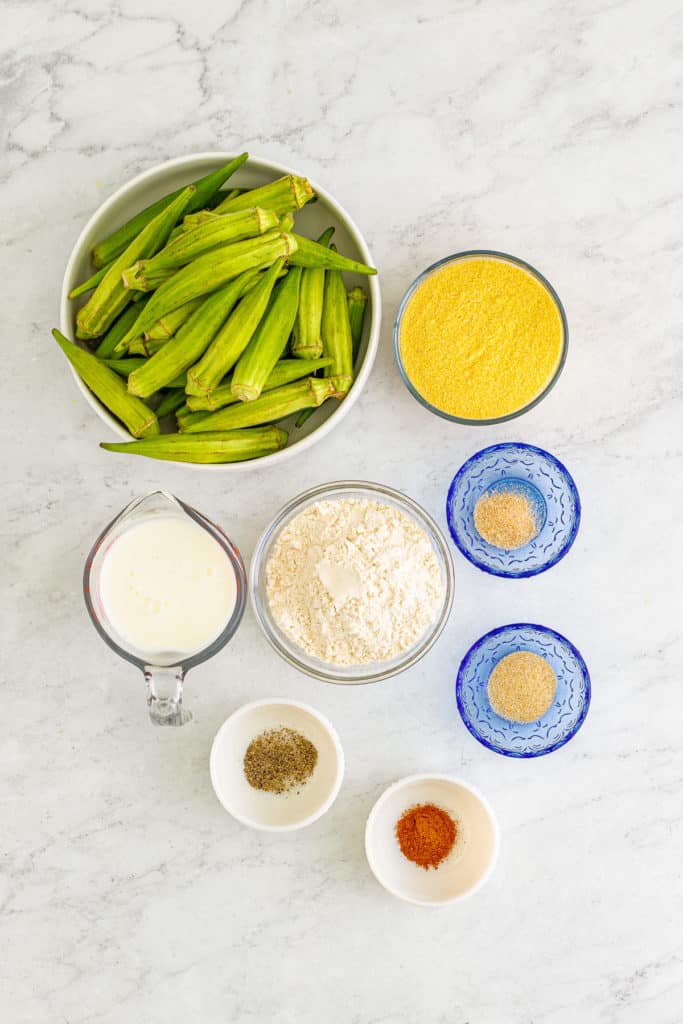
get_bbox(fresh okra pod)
[100,426,288,463]
[291,227,335,359]
[103,357,146,376]
[91,153,248,268]
[103,358,185,389]
[230,266,302,402]
[126,335,167,357]
[175,409,211,431]
[347,286,368,363]
[321,247,354,398]
[288,234,377,275]
[144,297,204,340]
[76,187,194,340]
[52,329,159,438]
[182,377,335,433]
[295,407,316,429]
[212,175,314,217]
[155,389,188,418]
[68,264,110,300]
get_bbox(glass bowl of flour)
[250,481,454,684]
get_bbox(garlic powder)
[265,498,444,666]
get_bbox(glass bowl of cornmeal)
[446,442,581,578]
[393,250,568,424]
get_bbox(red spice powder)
[395,802,457,870]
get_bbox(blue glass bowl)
[446,442,581,578]
[456,624,591,758]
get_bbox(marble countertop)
[4,1,683,1021]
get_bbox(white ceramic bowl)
[210,699,344,831]
[60,153,381,471]
[365,774,499,905]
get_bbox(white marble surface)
[3,1,683,1021]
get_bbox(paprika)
[395,803,457,870]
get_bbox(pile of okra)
[53,153,375,464]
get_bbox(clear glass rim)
[83,490,248,672]
[455,622,591,758]
[445,442,582,578]
[249,480,455,685]
[393,249,569,426]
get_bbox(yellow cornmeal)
[399,256,564,420]
[487,651,557,723]
[474,490,539,549]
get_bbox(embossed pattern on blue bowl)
[456,623,591,758]
[446,442,581,578]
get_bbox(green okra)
[68,263,110,300]
[175,409,205,432]
[170,191,246,242]
[94,300,150,358]
[295,407,316,429]
[117,232,295,346]
[182,377,334,433]
[103,358,185,389]
[122,207,279,287]
[124,265,176,293]
[155,388,187,418]
[291,226,335,359]
[123,228,287,294]
[100,426,288,464]
[230,266,302,402]
[288,234,377,275]
[347,286,368,363]
[103,357,146,377]
[322,247,354,398]
[213,175,314,217]
[209,187,244,207]
[144,297,204,340]
[127,335,167,357]
[176,409,212,431]
[76,187,194,340]
[52,329,158,438]
[185,259,283,397]
[127,269,260,399]
[186,357,331,411]
[165,224,184,245]
[91,153,248,268]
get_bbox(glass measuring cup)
[83,491,247,726]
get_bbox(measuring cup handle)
[144,666,191,726]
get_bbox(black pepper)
[243,727,318,794]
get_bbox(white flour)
[266,498,444,666]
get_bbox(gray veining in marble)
[2,1,683,1021]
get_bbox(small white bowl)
[60,152,381,472]
[210,699,344,831]
[365,774,500,905]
